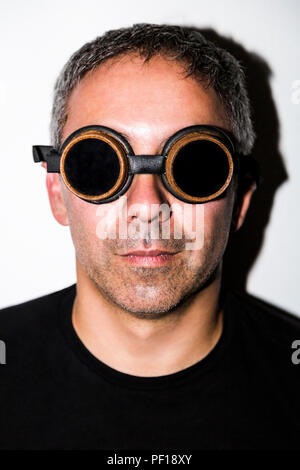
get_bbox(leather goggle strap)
[237,154,263,188]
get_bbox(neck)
[72,259,224,377]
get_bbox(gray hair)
[50,23,256,155]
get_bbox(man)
[0,24,299,450]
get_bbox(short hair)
[50,23,256,156]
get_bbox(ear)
[42,162,69,226]
[232,180,257,232]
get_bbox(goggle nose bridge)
[127,155,165,175]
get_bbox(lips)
[120,250,179,257]
[118,249,180,267]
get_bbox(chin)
[107,288,182,319]
[107,284,200,319]
[113,301,178,319]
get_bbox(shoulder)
[227,289,300,340]
[0,284,76,339]
[225,289,300,369]
[224,290,300,440]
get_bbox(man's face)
[54,54,238,316]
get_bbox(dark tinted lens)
[64,138,121,196]
[172,139,230,198]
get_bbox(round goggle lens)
[63,138,121,197]
[172,139,230,198]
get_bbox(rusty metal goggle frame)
[33,124,260,204]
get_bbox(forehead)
[63,54,229,144]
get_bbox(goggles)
[33,124,260,204]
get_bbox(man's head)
[45,24,257,317]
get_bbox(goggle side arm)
[32,146,60,173]
[237,154,263,188]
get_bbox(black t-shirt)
[0,284,299,450]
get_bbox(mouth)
[118,250,180,267]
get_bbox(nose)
[126,173,172,224]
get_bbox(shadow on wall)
[192,27,288,296]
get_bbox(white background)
[0,0,299,315]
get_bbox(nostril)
[150,203,173,224]
[127,202,172,224]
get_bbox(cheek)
[206,198,233,226]
[172,195,234,242]
[63,191,100,240]
[203,195,235,249]
[64,190,122,249]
